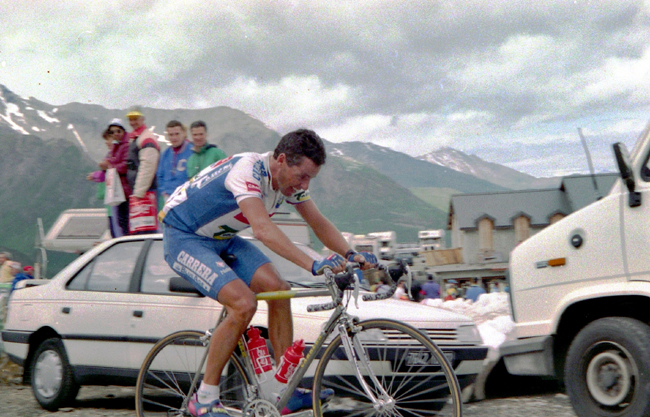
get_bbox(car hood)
[265,290,474,328]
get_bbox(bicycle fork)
[338,322,395,413]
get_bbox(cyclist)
[159,129,377,417]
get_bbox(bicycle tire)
[312,318,462,417]
[135,330,250,417]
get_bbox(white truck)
[500,122,650,417]
[367,231,397,260]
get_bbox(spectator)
[157,120,193,208]
[465,277,486,302]
[376,274,392,294]
[444,286,458,301]
[125,106,160,234]
[186,120,227,178]
[87,127,123,237]
[420,274,440,299]
[102,119,132,236]
[0,252,14,283]
[6,262,21,285]
[11,265,34,292]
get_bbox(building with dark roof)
[429,173,619,285]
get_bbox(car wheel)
[565,317,650,417]
[30,338,80,411]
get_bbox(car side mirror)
[613,142,641,207]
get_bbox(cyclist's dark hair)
[273,129,326,167]
[166,120,186,131]
[190,120,207,131]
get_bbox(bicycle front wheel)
[312,319,462,417]
[135,330,250,417]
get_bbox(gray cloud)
[1,0,649,177]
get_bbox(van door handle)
[133,310,143,318]
[62,307,71,314]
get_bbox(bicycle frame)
[179,280,390,415]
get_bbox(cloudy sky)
[2,0,650,177]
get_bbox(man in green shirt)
[187,120,227,178]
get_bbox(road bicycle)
[135,261,463,417]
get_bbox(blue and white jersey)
[160,152,310,239]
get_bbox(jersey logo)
[246,181,261,193]
[294,191,310,202]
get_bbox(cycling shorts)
[163,225,271,300]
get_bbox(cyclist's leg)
[249,263,292,364]
[163,227,257,387]
[223,236,293,364]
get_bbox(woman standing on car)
[99,119,132,236]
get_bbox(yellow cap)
[126,106,144,118]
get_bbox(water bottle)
[246,326,275,389]
[275,339,305,385]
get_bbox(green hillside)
[309,157,447,243]
[409,187,459,213]
[0,129,100,267]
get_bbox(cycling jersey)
[160,151,310,239]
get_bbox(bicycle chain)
[242,398,282,417]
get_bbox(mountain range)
[0,84,560,271]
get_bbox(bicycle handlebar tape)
[363,282,397,301]
[307,301,336,312]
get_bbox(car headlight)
[457,324,483,344]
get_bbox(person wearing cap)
[125,107,160,211]
[157,120,193,209]
[11,265,34,292]
[87,119,132,237]
[186,121,227,178]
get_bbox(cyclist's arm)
[239,197,315,272]
[295,200,350,256]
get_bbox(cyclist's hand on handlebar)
[312,253,346,275]
[347,251,378,270]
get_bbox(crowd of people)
[86,107,227,237]
[380,272,503,304]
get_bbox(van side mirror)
[613,142,641,207]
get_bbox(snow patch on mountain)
[37,110,60,124]
[418,147,559,190]
[0,97,29,135]
[418,147,482,177]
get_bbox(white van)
[501,122,650,417]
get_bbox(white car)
[1,234,487,410]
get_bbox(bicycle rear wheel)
[312,318,462,417]
[135,330,250,417]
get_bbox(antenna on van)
[577,127,601,199]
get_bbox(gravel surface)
[0,384,578,417]
[0,352,577,417]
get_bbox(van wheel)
[30,338,79,411]
[565,317,650,417]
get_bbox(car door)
[123,239,223,371]
[60,240,146,374]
